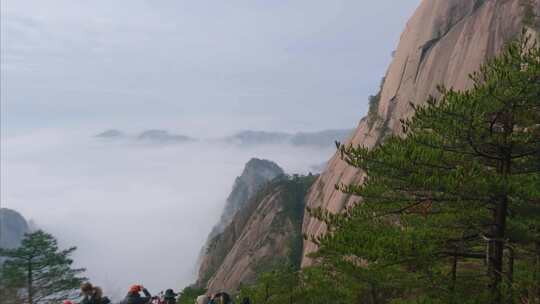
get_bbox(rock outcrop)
[301,0,540,266]
[200,175,316,293]
[211,159,285,237]
[197,159,285,286]
[0,208,29,250]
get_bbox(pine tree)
[0,230,86,304]
[237,265,356,304]
[309,33,540,303]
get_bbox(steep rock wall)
[302,0,539,266]
[200,175,315,293]
[209,158,284,238]
[197,158,284,284]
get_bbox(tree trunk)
[264,283,270,304]
[369,283,379,304]
[27,260,32,304]
[489,149,511,304]
[535,241,540,304]
[451,249,458,303]
[489,195,508,304]
[506,247,514,304]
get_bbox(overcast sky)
[1,0,420,137]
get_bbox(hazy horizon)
[1,0,421,300]
[1,129,340,299]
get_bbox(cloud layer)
[1,129,336,299]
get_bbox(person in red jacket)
[124,285,152,304]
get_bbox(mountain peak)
[242,158,284,181]
[0,208,29,250]
[137,129,194,143]
[95,129,125,138]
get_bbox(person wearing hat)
[81,282,94,298]
[162,289,177,304]
[124,284,152,304]
[80,283,111,304]
[81,282,99,304]
[93,287,111,304]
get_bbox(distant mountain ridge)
[95,129,196,144]
[94,128,353,148]
[137,129,195,143]
[226,129,353,147]
[95,129,126,139]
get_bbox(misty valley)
[1,129,344,300]
[1,0,540,304]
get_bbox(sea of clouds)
[1,128,336,300]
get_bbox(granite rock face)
[198,176,314,293]
[197,159,284,286]
[212,159,284,237]
[301,0,540,266]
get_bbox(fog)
[1,129,336,299]
[1,0,422,300]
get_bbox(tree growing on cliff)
[238,265,356,304]
[309,33,540,303]
[0,230,86,304]
[178,286,207,304]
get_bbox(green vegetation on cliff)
[193,173,317,296]
[276,174,318,266]
[521,0,540,30]
[178,286,207,304]
[241,34,540,304]
[224,173,316,279]
[367,77,385,130]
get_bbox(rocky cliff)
[210,159,285,239]
[301,0,540,266]
[197,159,285,286]
[200,175,316,293]
[0,208,29,250]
